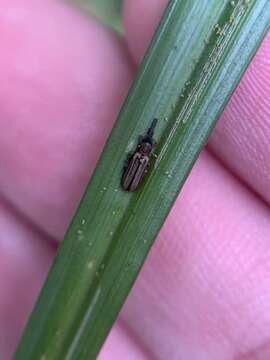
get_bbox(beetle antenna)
[147,118,158,138]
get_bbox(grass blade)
[72,0,123,34]
[14,0,270,359]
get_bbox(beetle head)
[140,142,152,155]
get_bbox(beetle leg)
[123,153,132,170]
[123,159,129,171]
[126,152,133,162]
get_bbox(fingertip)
[123,0,168,64]
[0,0,134,239]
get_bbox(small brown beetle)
[121,119,157,192]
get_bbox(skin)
[0,0,269,359]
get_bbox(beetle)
[121,119,157,192]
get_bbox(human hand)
[0,1,269,359]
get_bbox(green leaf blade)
[72,0,123,34]
[14,0,270,359]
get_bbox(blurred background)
[74,0,124,33]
